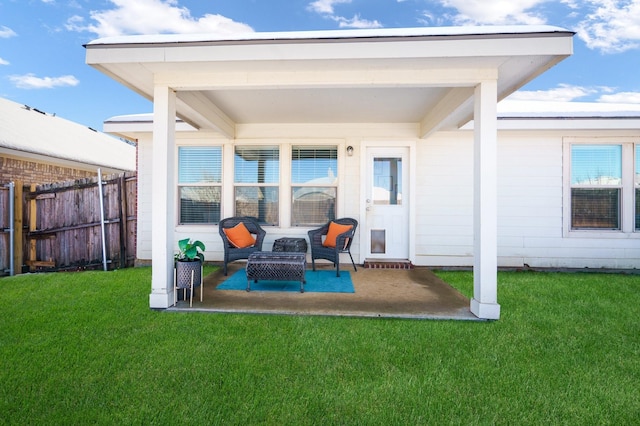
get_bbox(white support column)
[149,86,177,309]
[470,80,501,320]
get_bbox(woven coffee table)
[246,251,307,292]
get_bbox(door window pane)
[373,157,402,205]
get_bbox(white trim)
[149,86,177,309]
[87,25,572,47]
[562,137,640,239]
[359,140,416,264]
[471,80,500,320]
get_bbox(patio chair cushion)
[323,221,353,248]
[223,222,256,249]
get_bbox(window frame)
[563,138,639,238]
[176,145,223,226]
[290,144,339,227]
[233,145,281,226]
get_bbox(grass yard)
[0,267,638,425]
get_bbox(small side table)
[272,237,308,253]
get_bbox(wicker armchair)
[219,216,266,275]
[308,217,358,277]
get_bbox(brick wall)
[0,156,96,186]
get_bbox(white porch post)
[470,80,501,320]
[149,86,177,309]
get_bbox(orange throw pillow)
[223,222,256,249]
[323,222,353,248]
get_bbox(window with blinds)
[571,145,621,230]
[178,147,221,224]
[234,146,279,225]
[291,146,338,226]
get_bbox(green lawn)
[1,267,638,425]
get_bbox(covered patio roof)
[85,25,574,319]
[85,25,573,139]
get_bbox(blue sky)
[1,0,640,131]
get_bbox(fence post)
[118,174,128,268]
[13,181,23,275]
[28,184,36,272]
[8,182,14,276]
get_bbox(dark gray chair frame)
[219,216,266,275]
[308,217,358,277]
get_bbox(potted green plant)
[174,238,205,293]
[175,238,206,263]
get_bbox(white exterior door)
[365,147,409,260]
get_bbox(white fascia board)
[496,118,640,131]
[85,25,570,46]
[460,117,640,131]
[104,114,196,135]
[85,26,573,65]
[159,67,500,91]
[0,147,129,174]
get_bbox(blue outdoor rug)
[217,269,355,293]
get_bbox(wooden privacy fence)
[0,172,136,276]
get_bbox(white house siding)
[135,134,153,262]
[415,134,474,267]
[415,129,640,270]
[135,123,419,266]
[497,133,564,268]
[134,122,640,271]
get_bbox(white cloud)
[575,0,640,53]
[66,0,253,38]
[0,57,9,65]
[440,0,548,25]
[308,0,352,14]
[599,92,640,104]
[0,26,17,38]
[308,0,380,29]
[508,84,599,102]
[435,0,640,53]
[332,14,382,29]
[9,74,80,89]
[418,10,452,26]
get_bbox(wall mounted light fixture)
[346,146,354,156]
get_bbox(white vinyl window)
[565,140,640,236]
[177,147,222,225]
[234,146,279,226]
[570,144,622,230]
[291,146,338,226]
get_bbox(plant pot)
[175,259,202,289]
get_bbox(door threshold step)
[363,260,414,270]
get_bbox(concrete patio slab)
[169,263,480,320]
